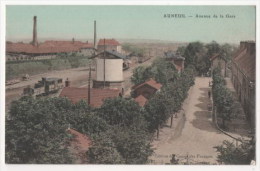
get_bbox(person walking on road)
[208,90,211,99]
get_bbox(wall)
[95,58,123,82]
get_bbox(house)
[231,41,255,129]
[164,51,185,72]
[132,79,162,106]
[210,53,227,77]
[66,128,92,164]
[97,39,122,53]
[59,87,120,107]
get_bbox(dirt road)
[149,77,242,165]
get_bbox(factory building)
[6,16,94,61]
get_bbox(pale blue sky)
[6,5,256,44]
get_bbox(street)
[149,77,242,165]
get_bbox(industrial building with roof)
[231,41,255,129]
[6,16,95,61]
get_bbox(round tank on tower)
[93,50,125,89]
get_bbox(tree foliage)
[212,67,235,128]
[131,66,153,85]
[178,41,234,76]
[6,96,74,163]
[214,138,255,164]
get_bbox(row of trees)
[212,67,255,164]
[212,67,235,129]
[177,41,235,76]
[131,58,195,138]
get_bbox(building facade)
[97,39,122,53]
[231,41,255,129]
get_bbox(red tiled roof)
[59,87,120,107]
[132,79,162,91]
[134,95,148,107]
[6,40,93,54]
[98,39,120,46]
[66,128,91,163]
[233,42,255,81]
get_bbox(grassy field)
[6,56,90,80]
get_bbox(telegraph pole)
[103,38,106,88]
[88,62,91,105]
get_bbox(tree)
[144,92,170,138]
[6,96,74,164]
[67,100,109,136]
[131,66,153,85]
[86,133,124,164]
[150,58,178,85]
[97,97,146,128]
[214,138,255,164]
[109,127,153,164]
[212,67,235,129]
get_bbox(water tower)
[93,49,125,89]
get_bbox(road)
[149,77,242,165]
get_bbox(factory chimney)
[94,20,97,49]
[32,16,38,46]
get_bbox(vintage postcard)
[0,1,258,171]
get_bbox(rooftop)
[59,87,120,107]
[92,50,127,59]
[132,79,162,91]
[6,40,93,54]
[66,128,91,163]
[233,41,255,81]
[134,95,148,107]
[98,39,120,46]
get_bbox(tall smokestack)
[32,16,38,46]
[94,20,96,49]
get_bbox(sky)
[6,5,256,44]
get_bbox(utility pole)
[88,62,91,105]
[103,38,106,88]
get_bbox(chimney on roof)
[240,41,247,50]
[65,78,71,87]
[32,16,38,46]
[94,20,97,49]
[246,41,255,55]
